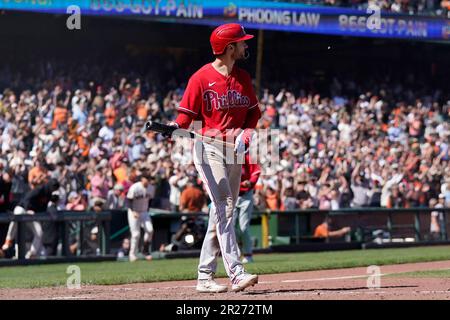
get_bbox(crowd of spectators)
[281,0,450,16]
[254,85,449,213]
[0,58,448,217]
[0,55,448,258]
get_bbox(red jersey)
[177,63,261,139]
[240,153,261,194]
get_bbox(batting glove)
[164,121,179,139]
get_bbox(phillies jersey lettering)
[203,89,251,111]
[177,63,260,137]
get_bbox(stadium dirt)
[1,260,450,300]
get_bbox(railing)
[1,207,448,263]
[0,211,111,260]
[142,207,449,250]
[261,207,450,246]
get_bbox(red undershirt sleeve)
[241,105,262,144]
[175,111,193,129]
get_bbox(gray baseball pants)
[193,140,245,282]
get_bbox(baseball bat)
[145,120,193,138]
[145,120,236,148]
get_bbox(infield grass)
[0,245,449,288]
[389,268,450,278]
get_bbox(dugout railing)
[110,207,450,249]
[0,211,112,263]
[257,207,450,247]
[118,207,450,252]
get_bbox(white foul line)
[281,273,389,283]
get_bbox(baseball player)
[169,23,261,293]
[126,175,155,262]
[1,178,60,259]
[234,152,261,264]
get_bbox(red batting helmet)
[210,23,254,55]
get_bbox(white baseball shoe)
[129,254,138,262]
[231,273,258,292]
[196,279,228,293]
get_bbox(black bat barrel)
[145,121,176,134]
[145,120,195,139]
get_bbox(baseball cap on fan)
[210,23,254,55]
